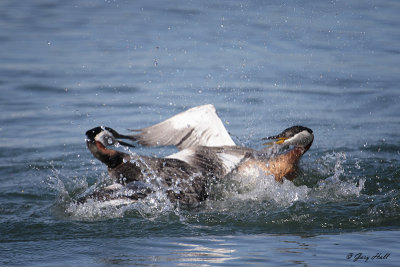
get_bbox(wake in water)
[46,151,365,220]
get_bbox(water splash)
[46,149,366,220]
[313,152,365,201]
[47,173,177,221]
[209,151,365,212]
[218,168,310,208]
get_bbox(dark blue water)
[1,0,400,266]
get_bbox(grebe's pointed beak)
[262,135,288,146]
[117,140,135,148]
[105,128,136,148]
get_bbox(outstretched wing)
[130,104,236,150]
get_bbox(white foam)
[222,167,311,207]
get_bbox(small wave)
[18,84,66,93]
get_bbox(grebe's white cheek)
[284,130,313,147]
[95,131,116,146]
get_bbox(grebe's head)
[85,126,135,168]
[86,126,134,148]
[263,125,314,152]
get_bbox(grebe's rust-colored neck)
[95,141,119,156]
[267,147,304,182]
[238,147,305,182]
[86,140,126,169]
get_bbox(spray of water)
[45,150,365,220]
[313,152,365,201]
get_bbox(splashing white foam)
[219,167,310,208]
[62,177,177,220]
[212,151,365,209]
[46,150,365,220]
[312,152,365,200]
[65,198,130,219]
[60,180,177,220]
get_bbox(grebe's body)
[83,105,313,205]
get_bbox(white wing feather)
[216,151,245,175]
[131,104,236,150]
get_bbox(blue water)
[1,0,400,266]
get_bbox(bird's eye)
[100,135,115,146]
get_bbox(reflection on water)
[174,239,238,265]
[90,232,400,266]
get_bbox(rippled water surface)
[1,0,400,266]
